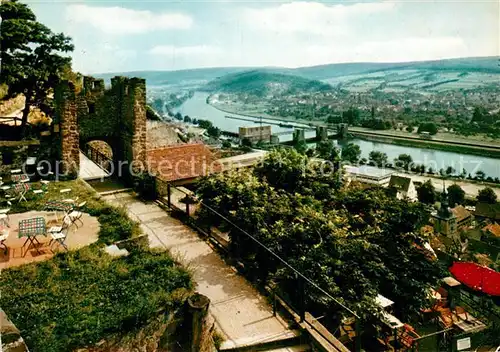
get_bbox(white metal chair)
[48,216,71,251]
[0,228,9,254]
[68,201,86,229]
[0,201,12,228]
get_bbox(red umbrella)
[450,262,500,296]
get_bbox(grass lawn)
[0,178,194,352]
[0,248,192,351]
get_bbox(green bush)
[98,206,141,244]
[0,248,193,352]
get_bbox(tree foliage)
[368,151,388,167]
[417,180,436,204]
[196,149,442,321]
[316,139,339,161]
[145,105,162,121]
[447,184,465,207]
[0,0,74,134]
[394,154,413,170]
[477,187,498,204]
[418,122,438,135]
[341,143,361,164]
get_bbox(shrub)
[0,248,192,352]
[98,206,140,244]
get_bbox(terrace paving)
[102,192,295,349]
[79,152,110,181]
[0,210,99,269]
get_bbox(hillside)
[293,56,500,80]
[204,70,332,96]
[95,56,499,85]
[95,67,259,86]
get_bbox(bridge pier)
[293,129,306,144]
[316,126,328,141]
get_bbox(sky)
[26,0,499,74]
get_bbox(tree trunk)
[20,91,32,138]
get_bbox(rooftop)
[483,223,500,238]
[344,165,395,181]
[375,294,394,309]
[451,205,472,223]
[389,175,412,192]
[147,143,221,182]
[474,202,500,221]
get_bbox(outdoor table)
[44,201,73,221]
[18,217,46,257]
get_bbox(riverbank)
[209,99,500,157]
[350,131,500,159]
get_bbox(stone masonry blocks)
[56,75,147,180]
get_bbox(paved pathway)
[79,152,110,181]
[102,192,295,349]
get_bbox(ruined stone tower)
[53,75,147,180]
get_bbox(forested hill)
[293,56,500,80]
[95,56,500,85]
[203,70,332,96]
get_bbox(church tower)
[432,182,458,239]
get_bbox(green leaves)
[196,149,442,321]
[417,180,436,204]
[1,0,74,131]
[0,248,192,352]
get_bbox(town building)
[147,143,221,186]
[481,223,500,245]
[239,125,272,143]
[388,175,417,200]
[433,203,473,240]
[451,205,473,230]
[432,188,458,240]
[474,202,500,223]
[344,165,394,186]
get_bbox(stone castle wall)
[53,75,147,179]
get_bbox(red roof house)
[147,144,222,184]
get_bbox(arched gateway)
[52,76,147,180]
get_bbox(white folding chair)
[68,201,86,229]
[17,184,31,203]
[49,216,71,251]
[0,228,9,254]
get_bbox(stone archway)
[83,139,115,174]
[53,76,147,181]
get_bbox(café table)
[44,201,73,221]
[18,217,47,257]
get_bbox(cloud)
[66,5,193,34]
[243,1,396,36]
[149,45,222,56]
[302,37,469,66]
[72,43,138,74]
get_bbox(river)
[174,92,500,179]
